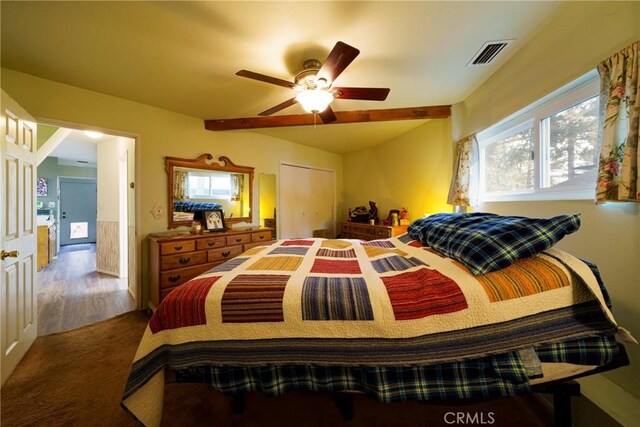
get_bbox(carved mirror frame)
[166,154,254,229]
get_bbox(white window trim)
[477,70,599,202]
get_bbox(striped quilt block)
[281,239,315,246]
[371,255,428,273]
[363,246,408,258]
[268,247,311,256]
[302,276,374,320]
[150,276,221,333]
[208,257,249,273]
[316,248,357,258]
[221,274,289,323]
[475,255,571,302]
[241,246,268,256]
[362,240,396,248]
[321,239,353,249]
[310,259,362,274]
[247,256,303,271]
[382,268,468,320]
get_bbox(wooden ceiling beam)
[204,105,451,131]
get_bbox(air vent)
[467,40,514,66]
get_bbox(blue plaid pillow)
[408,212,581,275]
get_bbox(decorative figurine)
[368,201,379,224]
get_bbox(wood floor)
[37,243,135,335]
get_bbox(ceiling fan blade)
[258,98,298,116]
[236,70,297,89]
[316,41,360,84]
[319,106,337,124]
[333,87,390,101]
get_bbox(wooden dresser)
[148,227,274,308]
[340,221,408,241]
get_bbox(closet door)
[279,164,335,239]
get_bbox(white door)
[1,91,38,386]
[279,164,335,239]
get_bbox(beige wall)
[458,1,640,422]
[0,68,344,307]
[342,118,454,228]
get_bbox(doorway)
[36,126,136,335]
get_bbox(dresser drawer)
[251,231,272,243]
[373,227,392,238]
[226,234,251,246]
[208,245,243,262]
[159,240,195,255]
[159,263,214,289]
[196,236,227,250]
[160,251,208,271]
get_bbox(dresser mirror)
[166,154,254,229]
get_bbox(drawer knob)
[168,275,181,283]
[222,251,231,257]
[174,245,183,250]
[259,235,264,240]
[235,238,242,243]
[179,257,190,264]
[207,241,216,247]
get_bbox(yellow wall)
[342,118,453,228]
[458,1,640,423]
[0,68,344,306]
[259,173,277,225]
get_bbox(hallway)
[37,244,135,335]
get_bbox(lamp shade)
[295,89,334,113]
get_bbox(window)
[188,172,231,199]
[478,71,599,201]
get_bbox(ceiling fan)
[236,41,390,124]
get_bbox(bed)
[122,213,634,426]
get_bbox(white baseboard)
[578,375,640,426]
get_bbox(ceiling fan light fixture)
[295,89,334,113]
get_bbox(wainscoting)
[96,220,119,276]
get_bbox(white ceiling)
[49,130,98,167]
[1,1,565,153]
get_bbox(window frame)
[477,71,600,202]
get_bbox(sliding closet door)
[279,163,335,239]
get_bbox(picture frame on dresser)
[203,209,225,231]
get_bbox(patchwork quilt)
[122,234,622,426]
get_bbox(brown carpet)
[1,311,553,427]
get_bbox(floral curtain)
[230,174,243,201]
[447,134,479,207]
[173,170,188,201]
[596,41,639,203]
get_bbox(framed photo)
[203,209,225,232]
